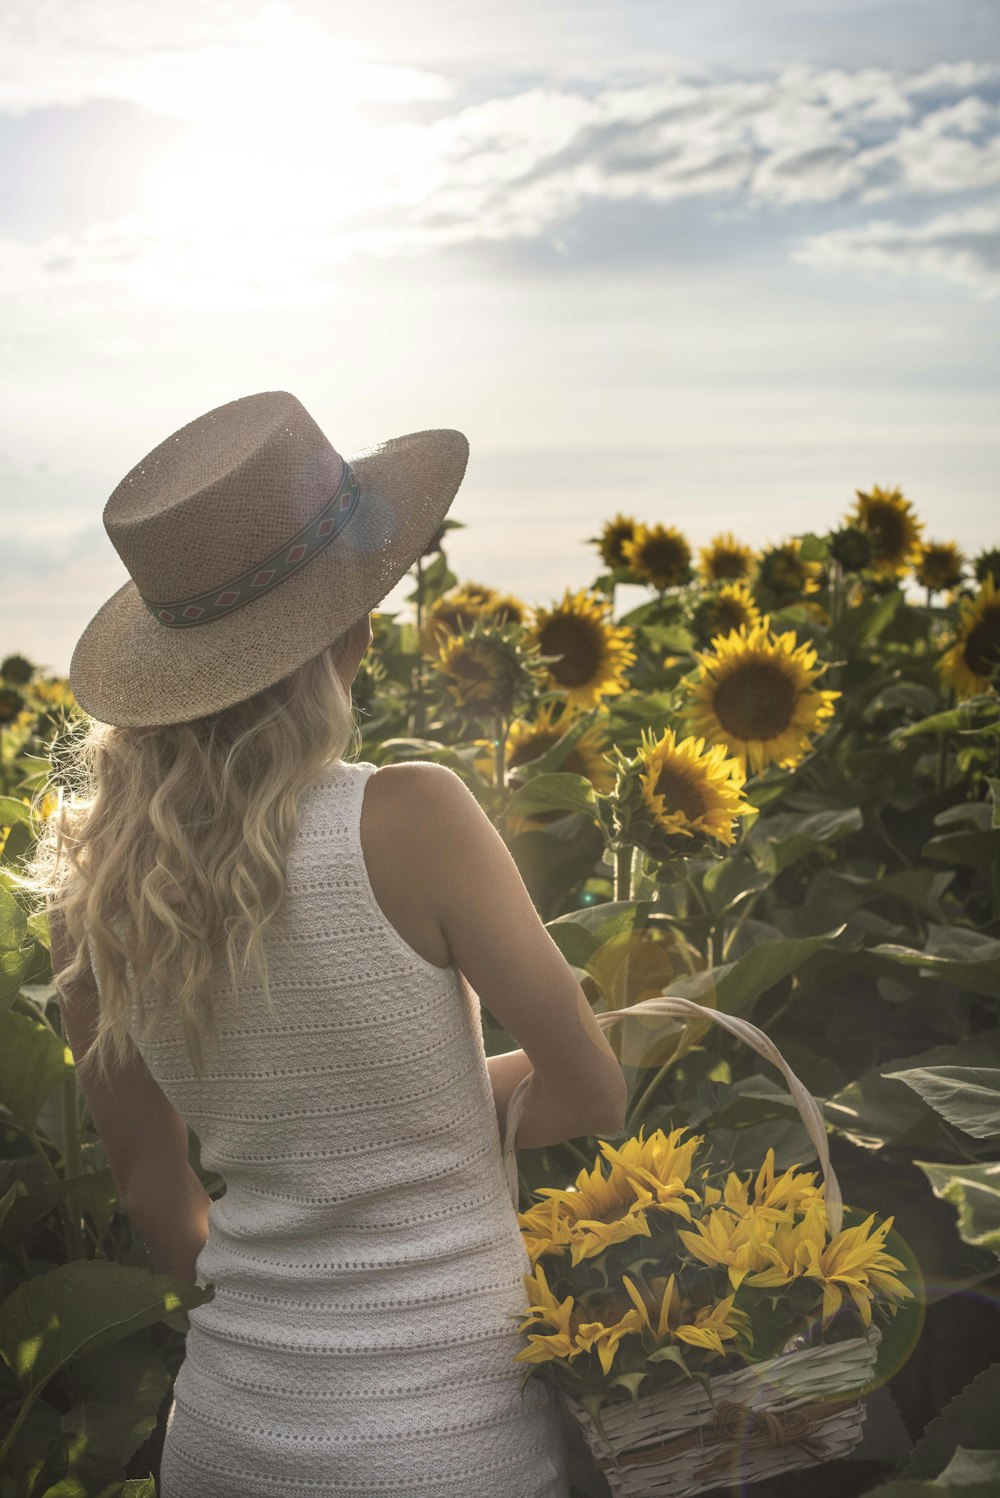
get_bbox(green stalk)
[722,891,760,962]
[60,1073,84,1261]
[614,845,633,901]
[415,554,426,635]
[494,714,507,790]
[626,1053,680,1136]
[0,1390,43,1472]
[54,1003,84,1261]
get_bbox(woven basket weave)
[501,996,881,1498]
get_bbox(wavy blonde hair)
[16,625,365,1085]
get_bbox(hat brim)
[69,428,469,727]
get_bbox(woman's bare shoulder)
[364,760,470,835]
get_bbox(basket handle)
[500,995,843,1235]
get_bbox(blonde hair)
[16,628,364,1085]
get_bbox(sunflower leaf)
[506,773,598,820]
[914,1161,1000,1257]
[885,1066,1000,1139]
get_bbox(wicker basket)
[501,996,881,1498]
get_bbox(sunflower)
[527,589,636,710]
[698,533,756,584]
[0,654,33,686]
[683,620,840,775]
[594,512,639,571]
[0,687,25,725]
[848,484,924,580]
[488,592,529,629]
[915,541,965,594]
[937,575,1000,699]
[431,618,548,718]
[974,548,1000,588]
[753,540,822,606]
[827,526,873,574]
[418,582,500,656]
[516,1265,646,1375]
[622,524,694,590]
[690,583,762,648]
[633,727,752,852]
[531,1152,656,1266]
[596,1126,703,1221]
[505,702,615,787]
[747,1207,913,1328]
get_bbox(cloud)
[0,1,452,118]
[2,47,1000,301]
[794,198,1000,298]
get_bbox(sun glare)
[125,10,448,307]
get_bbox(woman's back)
[134,757,570,1497]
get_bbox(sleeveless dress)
[119,758,571,1497]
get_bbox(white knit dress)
[129,758,571,1497]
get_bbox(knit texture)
[126,758,570,1497]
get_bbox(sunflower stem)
[614,845,633,902]
[414,553,426,635]
[494,713,507,790]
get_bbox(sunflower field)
[1,482,1000,1496]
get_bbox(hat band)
[139,461,361,628]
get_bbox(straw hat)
[69,391,469,728]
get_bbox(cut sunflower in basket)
[512,1127,913,1406]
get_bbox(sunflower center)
[712,663,798,740]
[538,616,603,687]
[588,1193,637,1226]
[644,537,689,576]
[710,550,749,580]
[509,731,559,770]
[865,503,906,562]
[654,767,707,822]
[963,607,1000,679]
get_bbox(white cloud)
[794,198,1000,298]
[3,42,1000,302]
[0,1,451,119]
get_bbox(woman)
[26,391,627,1498]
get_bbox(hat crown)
[104,391,345,606]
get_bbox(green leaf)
[606,1370,649,1417]
[0,882,30,1007]
[0,1395,64,1497]
[886,1066,1000,1139]
[0,796,36,830]
[903,1363,1000,1478]
[871,928,1000,999]
[0,1260,213,1401]
[505,773,597,820]
[0,1009,73,1131]
[922,829,1000,879]
[749,807,863,875]
[839,587,903,648]
[988,779,1000,829]
[798,532,828,562]
[63,1342,171,1465]
[915,1161,1000,1256]
[0,1181,21,1233]
[646,1344,691,1375]
[546,921,600,970]
[665,929,846,1017]
[826,1033,1000,1151]
[548,901,648,941]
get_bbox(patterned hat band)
[140,461,361,628]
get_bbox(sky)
[2,0,999,676]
